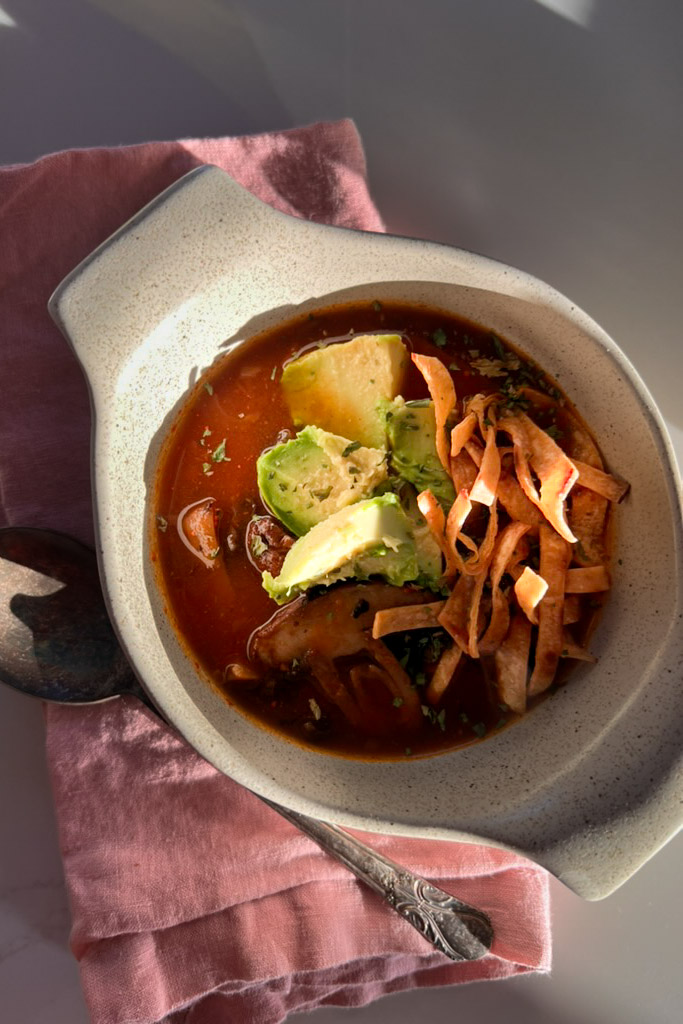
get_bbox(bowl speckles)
[49,166,683,900]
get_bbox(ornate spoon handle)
[260,797,493,961]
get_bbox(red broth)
[152,300,609,759]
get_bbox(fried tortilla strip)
[479,521,530,655]
[560,631,597,663]
[529,524,571,696]
[450,449,478,494]
[494,611,532,714]
[570,486,608,566]
[417,488,459,578]
[365,638,422,726]
[450,412,476,457]
[425,643,463,705]
[467,570,488,658]
[470,413,501,507]
[565,565,610,593]
[497,473,543,526]
[563,593,581,624]
[372,601,446,639]
[445,488,475,563]
[438,572,476,653]
[572,460,630,503]
[499,413,579,543]
[514,566,549,625]
[411,352,457,472]
[462,498,499,576]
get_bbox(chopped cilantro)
[342,440,362,457]
[372,300,382,312]
[404,747,412,756]
[414,671,426,687]
[312,486,332,501]
[393,697,404,708]
[352,598,370,618]
[472,722,487,739]
[544,425,564,441]
[490,332,506,359]
[449,362,459,372]
[211,438,229,463]
[202,462,213,475]
[432,327,447,348]
[494,717,507,730]
[279,482,289,492]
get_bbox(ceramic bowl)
[49,166,683,900]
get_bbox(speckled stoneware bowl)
[49,165,682,900]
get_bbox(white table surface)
[1,2,681,1022]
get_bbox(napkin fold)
[0,119,551,1024]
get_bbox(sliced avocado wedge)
[262,493,419,604]
[257,425,389,536]
[281,334,408,448]
[385,398,455,508]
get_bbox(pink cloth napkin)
[0,119,551,1024]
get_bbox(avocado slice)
[257,425,388,536]
[281,334,408,448]
[384,398,455,508]
[262,493,419,604]
[398,484,445,591]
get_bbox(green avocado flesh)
[384,399,455,508]
[262,493,420,604]
[280,333,408,448]
[256,425,389,536]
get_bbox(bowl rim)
[48,165,683,900]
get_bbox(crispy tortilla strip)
[425,644,463,705]
[417,489,458,577]
[497,473,543,526]
[479,521,530,655]
[563,593,581,624]
[570,487,608,566]
[572,459,630,503]
[499,413,578,543]
[565,565,610,593]
[411,353,456,472]
[372,601,446,639]
[529,524,571,696]
[445,488,474,558]
[462,498,499,576]
[450,449,478,494]
[467,571,488,658]
[450,412,476,457]
[366,638,422,725]
[438,572,476,653]
[560,632,597,663]
[494,612,531,714]
[470,412,501,507]
[514,566,549,625]
[464,438,483,468]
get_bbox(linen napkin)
[0,119,551,1024]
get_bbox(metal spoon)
[0,526,493,961]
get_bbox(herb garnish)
[156,516,168,532]
[211,438,229,463]
[342,440,362,457]
[432,327,447,348]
